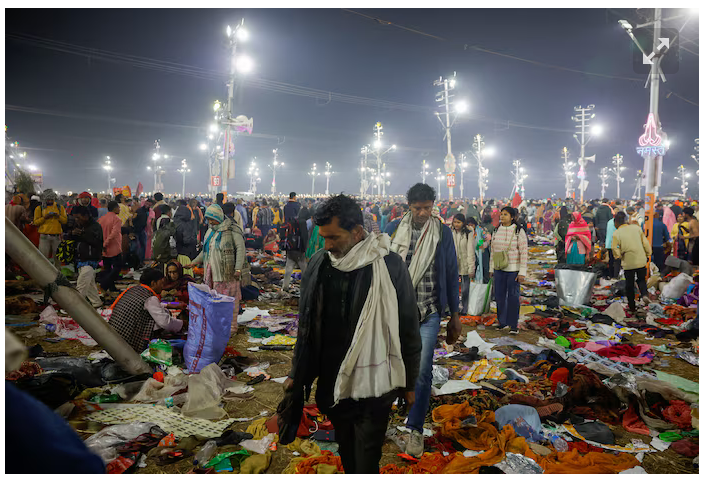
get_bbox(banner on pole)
[211,176,221,187]
[446,174,456,187]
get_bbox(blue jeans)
[406,311,441,433]
[494,270,520,329]
[460,275,471,315]
[137,230,147,263]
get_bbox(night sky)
[5,8,700,199]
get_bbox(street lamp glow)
[455,100,468,113]
[484,146,496,157]
[591,125,603,136]
[106,156,111,160]
[236,28,249,41]
[103,165,112,171]
[199,143,208,151]
[391,144,397,150]
[27,165,37,171]
[374,140,382,149]
[213,100,221,112]
[152,153,160,161]
[618,19,633,31]
[209,124,219,133]
[235,55,254,74]
[449,78,456,89]
[226,25,232,37]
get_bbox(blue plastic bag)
[184,283,234,373]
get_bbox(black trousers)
[608,250,621,279]
[652,246,666,271]
[100,254,122,291]
[326,392,396,474]
[597,227,607,246]
[624,267,648,311]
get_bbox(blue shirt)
[605,219,616,249]
[652,219,671,247]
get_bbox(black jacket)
[133,206,149,233]
[594,205,613,230]
[283,200,301,223]
[288,248,421,401]
[69,219,103,263]
[173,206,197,255]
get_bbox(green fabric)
[658,430,698,443]
[206,449,250,469]
[555,336,571,348]
[654,370,699,397]
[306,225,325,259]
[248,327,275,338]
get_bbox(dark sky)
[5,8,700,199]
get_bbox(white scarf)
[389,212,441,288]
[330,232,406,404]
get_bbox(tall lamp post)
[103,156,114,194]
[308,163,319,196]
[561,147,575,199]
[365,123,396,199]
[268,149,284,195]
[571,105,601,203]
[433,73,467,200]
[435,169,444,197]
[470,134,492,204]
[421,159,430,184]
[324,161,333,195]
[248,160,260,194]
[178,159,191,198]
[675,165,690,199]
[599,167,610,199]
[610,153,625,199]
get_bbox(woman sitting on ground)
[163,260,195,306]
[263,228,280,254]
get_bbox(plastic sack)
[496,452,544,474]
[140,339,173,366]
[239,433,275,454]
[84,422,158,463]
[661,273,693,300]
[184,283,235,373]
[431,365,449,386]
[494,404,543,434]
[182,363,237,420]
[466,283,492,316]
[132,372,187,403]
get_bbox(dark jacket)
[594,205,613,230]
[173,206,197,256]
[69,219,103,263]
[133,206,149,234]
[652,219,671,247]
[385,218,460,316]
[284,200,301,223]
[288,248,421,401]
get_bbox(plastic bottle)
[90,393,121,403]
[550,435,569,452]
[156,393,188,407]
[194,440,218,467]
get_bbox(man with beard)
[282,194,421,473]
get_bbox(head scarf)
[564,211,592,254]
[41,189,58,208]
[205,204,224,224]
[163,260,195,291]
[78,191,91,199]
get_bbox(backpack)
[281,221,302,251]
[152,221,175,262]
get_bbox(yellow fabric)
[33,204,67,234]
[671,222,690,247]
[239,451,271,474]
[176,254,194,277]
[246,417,274,440]
[612,224,652,270]
[286,438,322,457]
[519,306,535,315]
[118,202,132,226]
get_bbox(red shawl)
[565,212,592,254]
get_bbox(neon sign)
[636,113,668,158]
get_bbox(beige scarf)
[390,212,441,288]
[330,232,406,404]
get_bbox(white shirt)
[144,296,183,332]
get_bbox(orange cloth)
[295,451,344,474]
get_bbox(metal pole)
[444,79,454,201]
[579,110,586,203]
[5,218,152,375]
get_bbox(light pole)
[511,160,527,198]
[308,163,319,196]
[268,149,284,195]
[610,153,625,199]
[248,160,260,194]
[572,105,600,203]
[324,162,333,195]
[675,165,690,199]
[103,156,113,194]
[632,170,644,199]
[692,138,699,176]
[561,147,575,199]
[365,123,396,199]
[471,134,491,204]
[599,167,610,199]
[421,159,430,184]
[435,169,444,198]
[149,140,167,193]
[359,146,370,198]
[178,159,191,199]
[433,73,467,201]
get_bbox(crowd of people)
[4,183,700,474]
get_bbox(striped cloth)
[489,225,529,277]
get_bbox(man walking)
[283,192,301,223]
[651,210,671,271]
[133,198,153,265]
[612,211,651,313]
[594,199,613,246]
[69,206,103,308]
[256,199,274,239]
[282,194,421,474]
[385,183,461,458]
[98,201,123,293]
[34,189,68,269]
[281,192,308,291]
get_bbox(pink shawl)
[565,212,592,254]
[662,206,677,232]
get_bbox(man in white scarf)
[385,183,461,458]
[282,194,421,474]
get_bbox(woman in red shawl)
[565,212,592,265]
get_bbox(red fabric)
[670,438,699,458]
[594,344,646,358]
[662,400,693,429]
[511,192,522,208]
[656,317,684,325]
[567,441,604,454]
[622,404,650,435]
[549,368,569,394]
[296,405,333,438]
[78,191,92,199]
